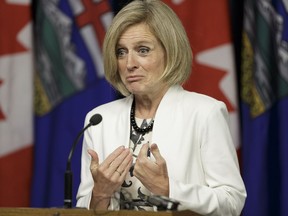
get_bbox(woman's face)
[116,23,166,97]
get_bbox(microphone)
[146,195,180,211]
[138,188,180,211]
[64,113,102,208]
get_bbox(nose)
[126,52,138,71]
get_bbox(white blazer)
[76,85,246,215]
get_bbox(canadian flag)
[163,0,240,149]
[0,0,33,206]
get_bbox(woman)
[76,0,246,215]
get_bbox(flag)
[241,0,288,215]
[31,0,116,207]
[163,0,240,148]
[0,0,33,206]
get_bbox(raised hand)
[133,143,169,197]
[88,146,133,209]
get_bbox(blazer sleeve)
[169,101,246,216]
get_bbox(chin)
[128,87,144,95]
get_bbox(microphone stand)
[64,124,91,208]
[63,113,102,208]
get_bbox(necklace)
[130,99,154,134]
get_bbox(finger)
[88,149,99,170]
[150,143,164,163]
[137,143,150,159]
[102,146,125,169]
[134,144,151,178]
[88,149,98,161]
[119,155,133,180]
[108,148,131,174]
[114,150,133,177]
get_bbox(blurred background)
[0,0,287,216]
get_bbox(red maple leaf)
[0,1,30,56]
[0,79,5,120]
[184,65,234,112]
[164,0,235,112]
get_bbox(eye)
[138,47,150,55]
[116,48,126,58]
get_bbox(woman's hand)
[133,143,169,196]
[88,146,133,209]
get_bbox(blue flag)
[241,0,288,215]
[31,0,116,207]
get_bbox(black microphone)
[137,188,180,211]
[146,195,180,211]
[64,113,102,208]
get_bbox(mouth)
[126,75,143,82]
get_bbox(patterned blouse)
[120,117,154,211]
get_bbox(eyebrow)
[117,40,155,47]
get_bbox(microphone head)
[89,114,102,126]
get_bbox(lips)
[126,75,143,82]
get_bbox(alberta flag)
[31,0,116,207]
[241,1,288,216]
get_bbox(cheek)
[117,62,126,79]
[149,60,165,77]
[117,60,125,72]
[144,57,160,69]
[118,72,126,84]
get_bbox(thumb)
[87,149,99,170]
[150,143,163,162]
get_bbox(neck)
[133,86,169,119]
